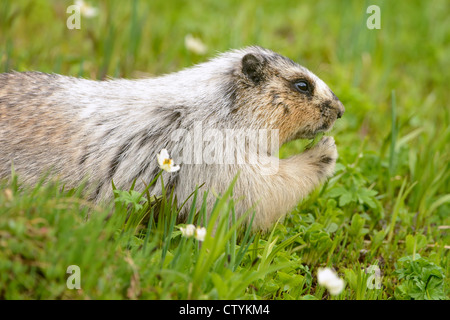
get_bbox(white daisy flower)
[317,267,345,296]
[75,0,98,18]
[157,149,180,173]
[184,34,207,55]
[194,226,207,242]
[180,224,196,238]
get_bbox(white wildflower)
[157,149,180,173]
[75,0,98,18]
[180,224,196,238]
[184,34,207,55]
[194,226,207,242]
[180,225,206,241]
[317,267,345,296]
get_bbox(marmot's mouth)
[302,132,318,140]
[303,125,330,140]
[291,130,317,141]
[290,121,332,141]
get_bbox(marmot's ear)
[242,53,265,84]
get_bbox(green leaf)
[325,222,338,234]
[211,272,228,298]
[371,230,385,247]
[349,214,368,238]
[339,193,353,206]
[300,294,318,300]
[405,234,428,255]
[327,187,347,198]
[394,254,445,300]
[357,188,379,208]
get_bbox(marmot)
[0,46,344,230]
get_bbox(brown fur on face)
[230,49,344,144]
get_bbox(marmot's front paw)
[306,136,338,179]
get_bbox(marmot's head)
[226,46,344,144]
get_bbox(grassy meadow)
[0,0,449,300]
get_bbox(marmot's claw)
[307,136,338,178]
[318,135,335,147]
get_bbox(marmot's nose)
[335,100,345,119]
[328,89,345,119]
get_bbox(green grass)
[0,0,449,300]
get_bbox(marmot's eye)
[294,81,310,93]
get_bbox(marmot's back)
[0,72,82,185]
